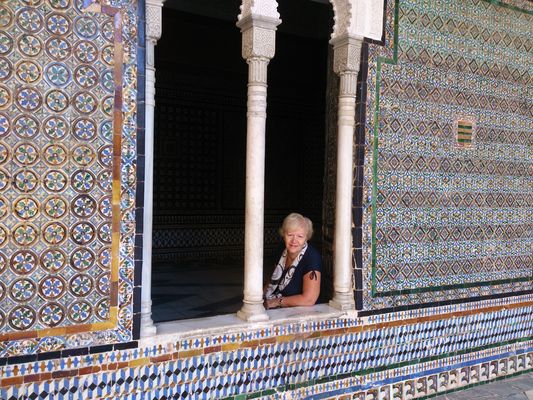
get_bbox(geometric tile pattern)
[288,356,533,399]
[152,214,283,262]
[1,2,531,400]
[362,0,533,309]
[0,0,117,335]
[154,98,219,210]
[4,354,530,399]
[0,298,531,399]
[0,0,136,355]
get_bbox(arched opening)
[151,0,333,321]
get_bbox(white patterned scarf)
[264,243,308,299]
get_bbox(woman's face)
[284,225,307,257]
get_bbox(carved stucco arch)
[330,0,384,42]
[237,0,383,41]
[330,0,353,41]
[238,0,280,21]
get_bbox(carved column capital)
[237,15,281,61]
[331,35,363,76]
[146,0,164,43]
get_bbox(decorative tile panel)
[0,299,531,399]
[361,0,533,310]
[0,0,138,356]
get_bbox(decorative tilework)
[0,301,531,399]
[0,0,138,356]
[152,214,283,263]
[361,0,533,310]
[1,0,532,399]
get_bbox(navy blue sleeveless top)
[279,244,322,298]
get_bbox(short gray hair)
[279,213,313,240]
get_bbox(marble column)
[329,36,362,311]
[140,0,164,338]
[236,12,281,322]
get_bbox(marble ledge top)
[140,304,351,346]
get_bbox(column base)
[140,300,157,337]
[237,302,269,322]
[329,291,355,311]
[140,321,157,338]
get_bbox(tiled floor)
[432,371,533,399]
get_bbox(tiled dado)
[1,302,531,399]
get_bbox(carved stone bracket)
[146,0,164,69]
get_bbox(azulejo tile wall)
[0,0,139,356]
[0,0,531,399]
[361,0,533,310]
[1,297,532,399]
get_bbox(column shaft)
[330,69,359,311]
[140,0,164,336]
[235,8,279,322]
[140,39,158,337]
[238,58,269,322]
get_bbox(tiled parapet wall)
[0,0,140,356]
[1,297,531,399]
[360,0,533,310]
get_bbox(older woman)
[264,213,322,309]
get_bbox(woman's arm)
[264,271,321,309]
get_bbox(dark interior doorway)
[152,0,332,322]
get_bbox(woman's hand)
[264,297,282,309]
[264,271,321,310]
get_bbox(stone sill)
[141,304,351,346]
